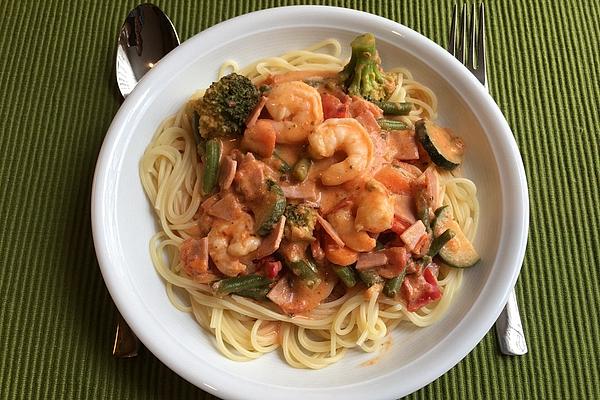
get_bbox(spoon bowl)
[116,3,180,98]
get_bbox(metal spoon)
[116,3,180,98]
[112,3,179,358]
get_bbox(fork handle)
[495,288,528,355]
[113,312,140,358]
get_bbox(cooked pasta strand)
[139,38,478,369]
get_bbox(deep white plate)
[92,6,528,400]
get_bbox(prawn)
[258,81,324,144]
[207,211,261,277]
[308,118,374,185]
[267,271,338,315]
[322,234,358,266]
[326,205,376,252]
[354,179,394,233]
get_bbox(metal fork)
[447,3,528,356]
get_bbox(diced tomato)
[428,263,440,278]
[264,261,282,279]
[401,267,442,312]
[257,257,283,279]
[321,92,350,119]
[241,119,276,158]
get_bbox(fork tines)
[448,3,486,86]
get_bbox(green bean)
[215,274,271,295]
[374,101,413,116]
[428,229,455,257]
[434,205,448,217]
[273,150,292,173]
[383,271,406,298]
[334,265,357,288]
[292,158,312,182]
[235,286,271,300]
[202,138,220,194]
[377,119,409,131]
[288,259,320,288]
[357,269,384,287]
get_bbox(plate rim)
[92,5,529,400]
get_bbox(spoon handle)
[495,288,528,355]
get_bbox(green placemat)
[1,0,598,399]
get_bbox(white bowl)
[92,6,528,400]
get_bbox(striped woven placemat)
[1,0,598,398]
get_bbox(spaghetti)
[140,37,479,369]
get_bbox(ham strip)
[400,220,427,252]
[200,194,219,211]
[374,165,414,195]
[316,214,345,247]
[424,165,441,211]
[267,275,293,306]
[349,96,383,119]
[245,96,267,127]
[393,194,416,224]
[281,181,317,200]
[355,110,381,135]
[234,153,266,201]
[179,237,218,283]
[355,252,388,270]
[218,156,237,191]
[377,247,408,279]
[395,161,422,178]
[388,130,419,160]
[254,216,286,259]
[207,193,242,221]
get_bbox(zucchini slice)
[415,119,465,170]
[433,206,480,268]
[254,179,286,236]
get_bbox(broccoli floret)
[339,33,398,101]
[284,203,317,242]
[193,73,260,138]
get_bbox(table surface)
[1,0,599,399]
